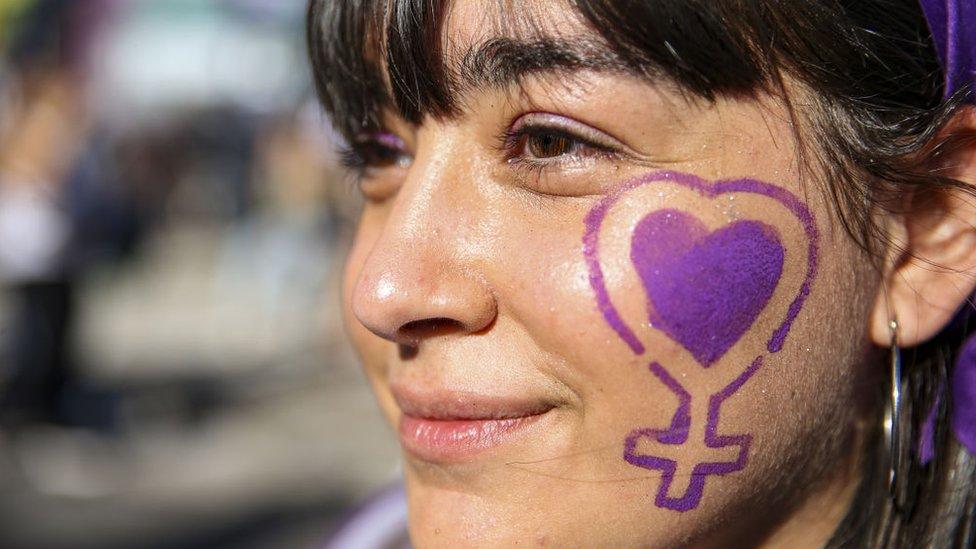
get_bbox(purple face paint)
[631,210,784,367]
[584,170,819,357]
[582,170,820,512]
[625,358,763,511]
[952,333,976,455]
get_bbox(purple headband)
[919,346,974,465]
[920,303,976,464]
[915,2,976,463]
[919,0,975,101]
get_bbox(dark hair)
[306,1,976,547]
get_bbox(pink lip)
[391,385,555,462]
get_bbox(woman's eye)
[496,116,626,197]
[523,132,577,159]
[340,132,412,172]
[360,143,408,167]
[339,131,412,202]
[498,114,622,173]
[511,129,593,162]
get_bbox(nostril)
[397,317,466,342]
[398,344,419,360]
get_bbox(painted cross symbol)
[623,358,762,512]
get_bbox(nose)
[353,261,497,344]
[350,158,497,346]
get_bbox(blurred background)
[0,1,400,547]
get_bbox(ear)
[870,106,976,347]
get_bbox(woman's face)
[341,2,880,546]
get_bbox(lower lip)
[398,413,547,462]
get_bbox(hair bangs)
[308,0,943,177]
[307,0,804,142]
[307,0,452,142]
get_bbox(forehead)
[439,0,587,47]
[376,0,637,125]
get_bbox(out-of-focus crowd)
[0,1,399,547]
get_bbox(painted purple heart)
[630,209,785,367]
[583,170,819,359]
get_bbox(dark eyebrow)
[450,36,639,98]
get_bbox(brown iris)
[525,133,573,158]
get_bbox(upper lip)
[391,383,556,421]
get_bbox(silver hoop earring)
[884,318,906,511]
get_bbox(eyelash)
[338,146,366,171]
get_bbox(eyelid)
[354,130,407,150]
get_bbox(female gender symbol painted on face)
[583,170,820,512]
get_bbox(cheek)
[510,169,872,515]
[486,203,652,390]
